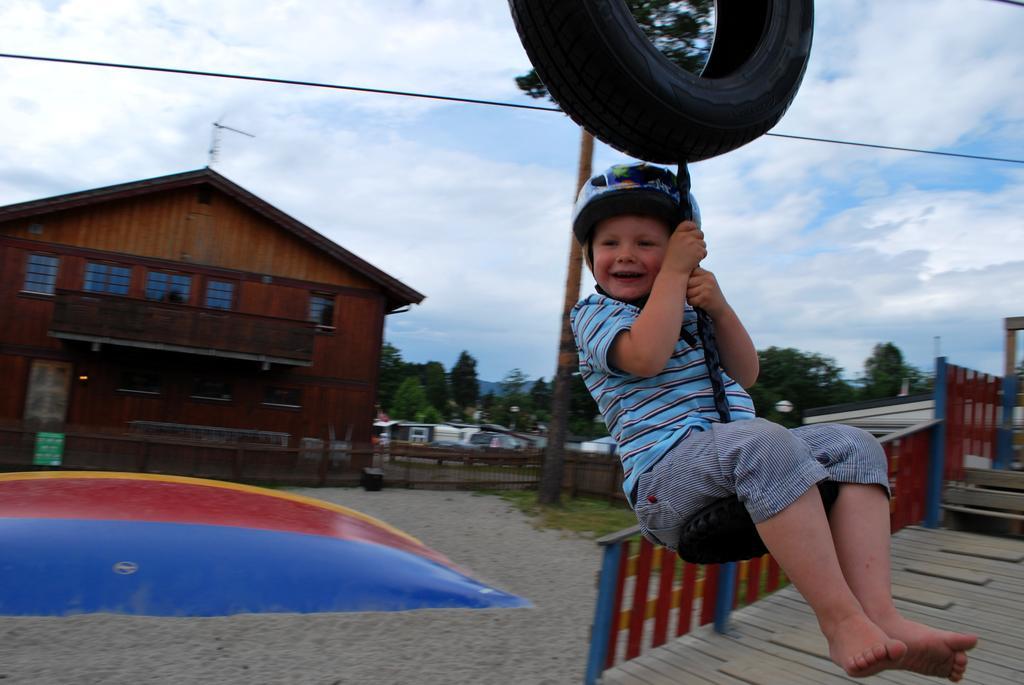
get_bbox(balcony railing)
[49,290,315,366]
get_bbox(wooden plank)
[769,630,828,660]
[894,546,1024,581]
[942,504,1024,521]
[964,468,1024,491]
[646,634,751,684]
[727,623,856,685]
[725,623,935,685]
[893,597,1023,646]
[944,486,1024,512]
[902,562,992,586]
[756,588,1023,681]
[889,583,955,610]
[598,666,637,685]
[639,650,722,685]
[938,545,1024,563]
[893,565,1021,607]
[901,525,1024,552]
[672,631,844,684]
[719,659,831,685]
[614,658,679,685]
[890,541,1024,582]
[893,531,1024,566]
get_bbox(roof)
[0,168,424,312]
[803,392,932,418]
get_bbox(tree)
[450,351,479,410]
[623,0,715,74]
[500,368,530,397]
[747,347,855,427]
[422,361,449,416]
[488,369,533,430]
[417,405,444,424]
[860,342,930,400]
[390,377,428,421]
[530,378,552,424]
[478,392,497,424]
[569,373,603,438]
[377,343,406,409]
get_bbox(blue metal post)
[713,561,737,634]
[996,373,1018,470]
[925,356,948,528]
[584,542,622,685]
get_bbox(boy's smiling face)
[591,214,671,302]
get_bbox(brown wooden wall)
[0,184,396,445]
[59,349,377,443]
[1,185,378,289]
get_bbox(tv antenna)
[208,121,255,166]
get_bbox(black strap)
[677,163,730,423]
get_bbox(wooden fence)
[943,361,1003,481]
[0,421,628,497]
[0,421,363,486]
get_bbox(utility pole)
[538,128,594,506]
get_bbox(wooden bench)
[943,467,1024,536]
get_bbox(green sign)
[33,431,65,466]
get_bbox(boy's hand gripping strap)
[677,163,731,423]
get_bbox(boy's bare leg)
[829,484,978,682]
[754,486,907,677]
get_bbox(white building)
[803,393,934,437]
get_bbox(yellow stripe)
[0,470,423,546]
[617,578,707,630]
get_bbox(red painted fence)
[586,418,938,683]
[944,363,1002,481]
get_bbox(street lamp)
[774,400,794,414]
[510,405,520,430]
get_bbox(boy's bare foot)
[824,613,907,678]
[874,614,977,682]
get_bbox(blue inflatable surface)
[0,472,530,616]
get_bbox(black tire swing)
[509,0,838,564]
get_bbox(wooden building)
[0,168,423,448]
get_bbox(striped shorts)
[633,418,890,550]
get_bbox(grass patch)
[485,489,637,538]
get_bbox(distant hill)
[477,380,504,397]
[477,378,543,398]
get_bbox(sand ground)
[0,488,604,684]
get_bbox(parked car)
[427,439,481,451]
[468,432,521,450]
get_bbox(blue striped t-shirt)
[570,293,756,502]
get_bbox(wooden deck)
[600,526,1024,685]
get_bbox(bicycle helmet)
[572,163,700,253]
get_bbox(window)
[263,386,301,408]
[146,271,192,303]
[84,262,131,295]
[23,254,59,294]
[205,279,235,309]
[118,370,161,394]
[192,377,232,401]
[309,293,335,328]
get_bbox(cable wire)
[0,52,561,113]
[2,51,1022,165]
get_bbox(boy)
[569,162,977,681]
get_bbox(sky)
[1,0,1022,385]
